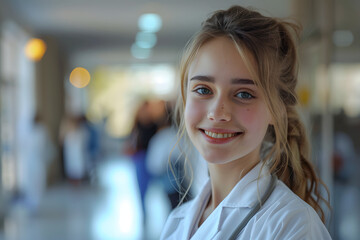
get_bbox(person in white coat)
[160,5,332,240]
[21,114,55,212]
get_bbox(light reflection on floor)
[3,156,171,240]
[93,157,143,239]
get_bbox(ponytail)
[265,21,330,222]
[269,106,330,222]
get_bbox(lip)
[201,128,240,134]
[199,128,243,144]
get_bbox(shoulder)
[248,180,332,239]
[265,180,315,215]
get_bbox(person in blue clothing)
[125,100,158,227]
[161,5,332,239]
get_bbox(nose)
[207,99,231,122]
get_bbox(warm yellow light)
[70,67,91,88]
[24,38,47,61]
[298,87,311,106]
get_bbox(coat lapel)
[192,163,272,239]
[161,178,211,239]
[161,163,273,239]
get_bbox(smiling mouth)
[200,129,243,139]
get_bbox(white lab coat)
[160,163,332,239]
[22,123,55,210]
[63,124,88,179]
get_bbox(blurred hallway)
[1,155,171,240]
[1,1,360,239]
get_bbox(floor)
[1,156,171,240]
[3,154,358,240]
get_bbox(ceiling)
[1,0,359,66]
[1,0,294,65]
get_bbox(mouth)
[199,129,243,139]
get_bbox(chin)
[200,151,237,165]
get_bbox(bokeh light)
[24,38,47,61]
[135,32,157,49]
[138,13,162,33]
[298,87,311,107]
[69,67,91,88]
[131,43,152,59]
[333,30,354,47]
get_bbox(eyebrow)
[190,75,254,85]
[190,75,215,82]
[231,78,254,85]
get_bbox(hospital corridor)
[1,0,360,239]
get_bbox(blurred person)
[146,101,191,209]
[79,114,100,182]
[161,6,331,239]
[19,113,55,212]
[124,100,158,227]
[60,114,91,184]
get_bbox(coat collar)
[171,177,211,219]
[169,162,273,239]
[169,177,212,239]
[222,162,271,208]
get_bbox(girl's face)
[184,37,272,167]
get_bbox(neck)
[198,151,261,227]
[208,159,259,208]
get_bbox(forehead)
[188,37,256,81]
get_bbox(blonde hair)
[174,5,330,221]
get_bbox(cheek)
[235,108,262,126]
[236,108,255,124]
[184,98,206,128]
[236,106,271,130]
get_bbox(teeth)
[204,130,237,138]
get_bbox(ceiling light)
[135,32,157,49]
[24,38,47,61]
[69,67,91,88]
[138,13,162,33]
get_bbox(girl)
[160,5,331,240]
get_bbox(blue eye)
[236,92,253,99]
[194,88,212,95]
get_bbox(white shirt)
[160,163,332,239]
